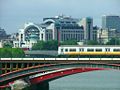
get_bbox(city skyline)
[0,0,120,34]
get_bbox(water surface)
[50,70,120,90]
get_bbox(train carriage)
[58,45,120,58]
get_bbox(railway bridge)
[0,58,120,90]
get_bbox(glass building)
[102,15,120,32]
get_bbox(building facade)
[80,17,93,41]
[0,27,7,40]
[0,41,3,48]
[102,15,120,32]
[13,15,97,49]
[97,28,117,44]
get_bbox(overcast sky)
[0,0,120,34]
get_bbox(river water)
[49,70,120,90]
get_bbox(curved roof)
[24,23,42,32]
[43,19,55,25]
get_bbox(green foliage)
[32,40,58,50]
[0,48,25,58]
[61,40,78,45]
[106,38,120,45]
[32,40,78,50]
[3,43,12,48]
[86,40,99,45]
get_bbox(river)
[49,70,120,90]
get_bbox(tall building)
[0,27,7,40]
[93,26,99,41]
[102,15,120,32]
[80,17,93,41]
[97,28,117,44]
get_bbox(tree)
[106,38,120,45]
[32,40,58,50]
[32,41,46,50]
[86,40,99,45]
[3,43,12,48]
[61,40,78,45]
[46,40,58,50]
[12,48,25,58]
[0,48,12,58]
[0,48,25,58]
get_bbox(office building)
[97,28,117,44]
[0,27,7,40]
[102,15,120,32]
[80,17,93,41]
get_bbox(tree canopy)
[32,40,78,50]
[0,48,25,58]
[32,40,58,50]
[3,43,13,48]
[106,38,120,45]
[61,40,78,45]
[86,40,99,45]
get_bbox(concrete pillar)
[31,82,49,90]
[10,63,13,72]
[0,63,2,75]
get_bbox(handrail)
[0,58,120,60]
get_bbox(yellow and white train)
[58,45,120,56]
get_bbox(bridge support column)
[31,82,49,90]
[0,63,2,75]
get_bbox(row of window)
[61,48,120,52]
[61,34,84,41]
[61,31,83,33]
[60,21,76,24]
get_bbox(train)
[58,45,120,57]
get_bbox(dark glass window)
[65,49,68,52]
[70,49,76,52]
[61,49,63,52]
[87,49,94,52]
[96,49,102,52]
[113,49,120,52]
[105,48,110,52]
[79,48,84,52]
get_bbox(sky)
[0,0,120,34]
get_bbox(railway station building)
[13,15,97,49]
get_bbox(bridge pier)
[0,63,2,75]
[31,82,49,90]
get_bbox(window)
[60,21,64,23]
[70,49,76,52]
[66,21,70,23]
[21,34,23,41]
[79,48,84,52]
[72,22,76,23]
[87,49,94,52]
[41,34,43,40]
[113,49,120,52]
[61,49,63,52]
[65,49,68,52]
[96,49,102,52]
[105,48,110,52]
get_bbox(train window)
[113,49,120,52]
[87,49,94,52]
[65,49,68,52]
[79,48,84,52]
[70,49,76,52]
[96,49,102,52]
[61,49,63,52]
[105,48,110,52]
